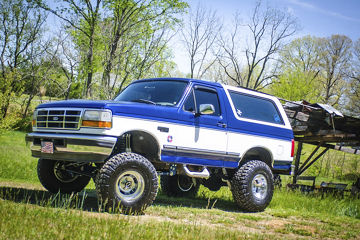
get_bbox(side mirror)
[198,104,215,115]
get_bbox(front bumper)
[25,132,117,163]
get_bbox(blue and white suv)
[26,78,294,213]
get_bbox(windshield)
[114,80,188,106]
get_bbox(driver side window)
[184,89,196,113]
[183,87,221,116]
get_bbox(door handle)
[157,126,169,133]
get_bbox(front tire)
[96,153,158,214]
[37,159,91,194]
[231,160,274,212]
[160,175,199,197]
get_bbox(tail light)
[291,139,295,157]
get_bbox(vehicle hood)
[36,100,179,121]
[36,100,114,109]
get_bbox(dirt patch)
[261,218,287,229]
[0,181,44,191]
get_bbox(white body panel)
[227,132,292,162]
[110,116,227,154]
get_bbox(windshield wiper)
[131,99,157,105]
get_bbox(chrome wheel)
[251,174,268,200]
[115,170,145,202]
[53,161,79,183]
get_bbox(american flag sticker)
[41,141,54,154]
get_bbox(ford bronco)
[26,78,294,213]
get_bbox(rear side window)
[229,91,284,125]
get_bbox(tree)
[346,38,360,116]
[38,0,102,98]
[99,0,187,99]
[280,35,321,76]
[218,0,298,89]
[181,3,221,79]
[21,35,60,118]
[57,32,80,100]
[0,0,46,118]
[268,67,322,102]
[318,35,352,105]
[268,36,322,102]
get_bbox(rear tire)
[96,152,158,214]
[37,159,91,194]
[231,160,274,212]
[160,175,199,197]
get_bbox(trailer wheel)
[160,175,199,197]
[37,159,91,194]
[231,160,274,212]
[96,153,158,214]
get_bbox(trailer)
[282,100,360,196]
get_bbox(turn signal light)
[81,120,112,128]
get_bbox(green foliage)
[97,0,188,99]
[317,35,353,106]
[0,71,28,130]
[345,38,360,116]
[267,35,323,101]
[291,143,360,179]
[68,82,83,99]
[268,68,322,102]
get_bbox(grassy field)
[0,131,359,239]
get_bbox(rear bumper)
[25,132,117,163]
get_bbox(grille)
[36,109,82,129]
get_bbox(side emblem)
[167,135,173,143]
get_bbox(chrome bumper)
[25,132,117,163]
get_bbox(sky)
[173,0,360,73]
[189,0,360,39]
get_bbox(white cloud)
[288,0,360,23]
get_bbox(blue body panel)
[35,78,294,170]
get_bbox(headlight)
[81,110,112,128]
[32,110,38,127]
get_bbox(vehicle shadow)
[154,194,240,213]
[0,186,100,212]
[0,186,240,214]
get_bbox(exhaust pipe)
[182,165,210,179]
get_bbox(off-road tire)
[231,160,274,212]
[37,159,91,194]
[96,152,158,214]
[160,175,199,197]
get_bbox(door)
[166,84,229,167]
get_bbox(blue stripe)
[273,164,291,170]
[162,149,239,162]
[161,154,238,168]
[273,160,292,170]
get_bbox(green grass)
[1,200,270,240]
[0,130,360,239]
[0,131,38,183]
